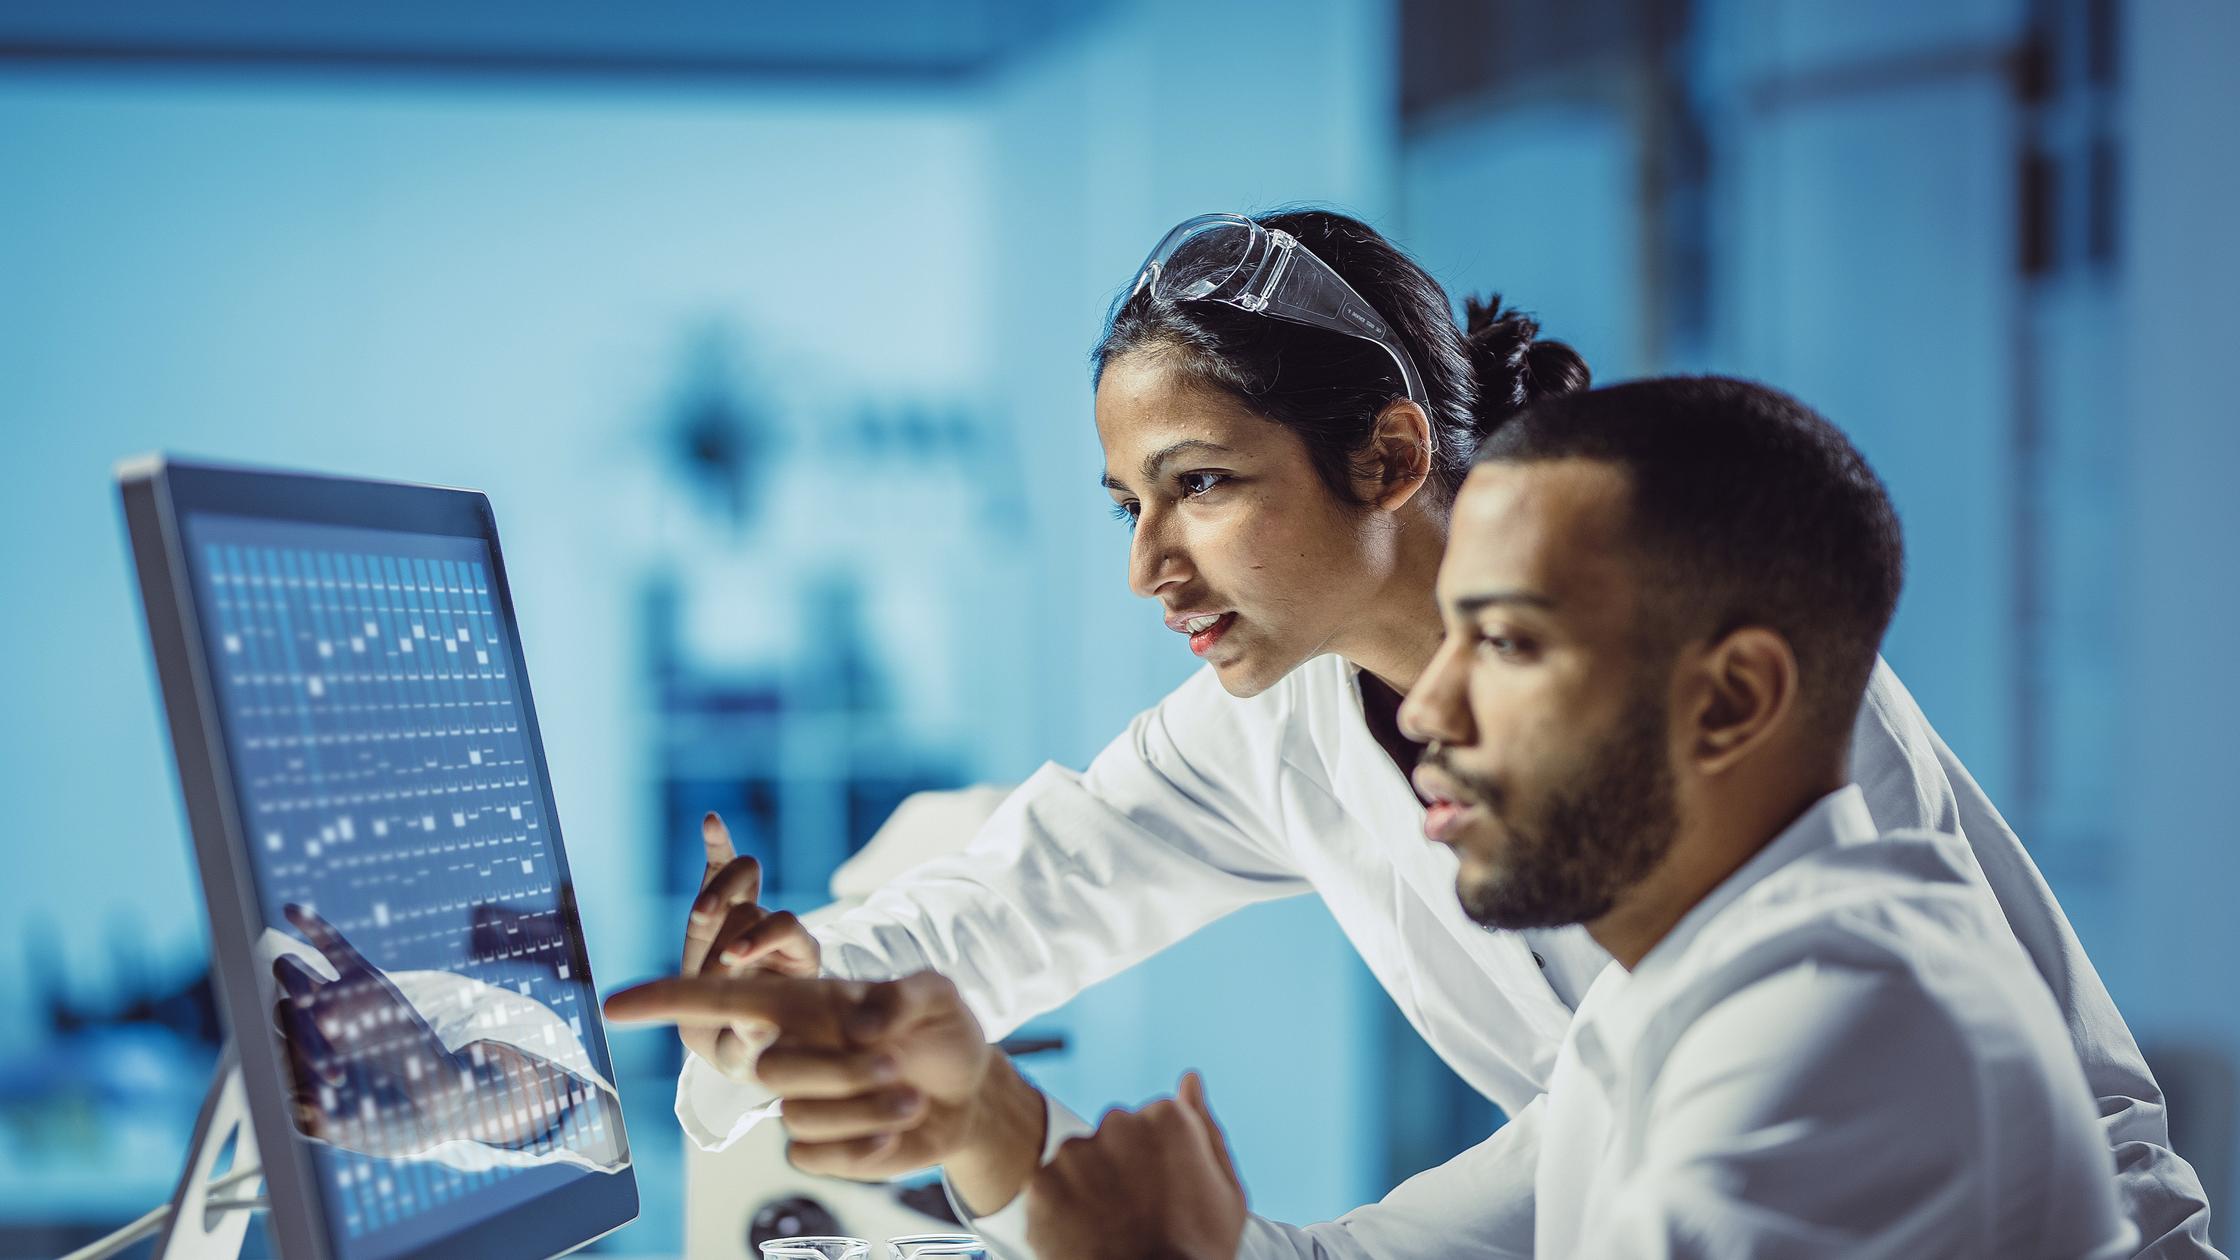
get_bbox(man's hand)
[1025,1073,1246,1260]
[681,812,823,1081]
[604,970,1046,1208]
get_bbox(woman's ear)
[1682,627,1800,776]
[1361,399,1435,511]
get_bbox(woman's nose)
[1128,512,1190,599]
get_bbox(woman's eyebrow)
[1141,439,1232,479]
[1100,439,1235,493]
[1143,439,1233,479]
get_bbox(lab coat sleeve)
[939,1093,1095,1259]
[1850,661,2221,1257]
[1576,965,2133,1260]
[953,1094,1539,1260]
[673,1061,783,1152]
[678,668,1316,1150]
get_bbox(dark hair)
[1093,208,1590,501]
[1476,376,1906,743]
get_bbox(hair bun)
[1463,293,1590,431]
[1463,294,1537,374]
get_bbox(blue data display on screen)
[184,512,628,1260]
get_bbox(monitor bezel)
[118,455,639,1260]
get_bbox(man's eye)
[1178,471,1227,498]
[1110,501,1140,529]
[1477,633,1530,660]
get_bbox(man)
[1384,377,2133,1253]
[607,378,2170,1257]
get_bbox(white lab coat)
[678,655,2217,1257]
[1530,786,2127,1258]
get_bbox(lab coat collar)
[1632,784,1877,985]
[1565,784,1877,1086]
[1329,658,1581,1064]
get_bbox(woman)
[670,210,2207,1254]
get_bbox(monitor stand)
[154,1039,267,1259]
[66,1040,266,1260]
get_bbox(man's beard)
[1432,683,1680,932]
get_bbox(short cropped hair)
[1474,376,1905,744]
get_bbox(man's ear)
[1679,627,1800,776]
[1358,399,1435,512]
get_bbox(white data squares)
[200,538,585,1211]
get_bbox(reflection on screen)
[187,514,628,1260]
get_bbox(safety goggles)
[1128,212,1429,410]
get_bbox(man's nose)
[1399,637,1474,746]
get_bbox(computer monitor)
[119,457,639,1260]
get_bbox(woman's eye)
[1110,501,1140,529]
[1178,471,1227,498]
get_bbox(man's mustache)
[1418,744,1507,817]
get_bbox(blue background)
[2,0,2235,1255]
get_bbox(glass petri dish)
[760,1239,873,1260]
[886,1234,989,1258]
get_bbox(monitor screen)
[178,509,630,1260]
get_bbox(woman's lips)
[1188,611,1238,657]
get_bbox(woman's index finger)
[699,812,736,888]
